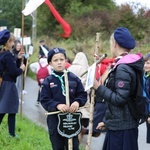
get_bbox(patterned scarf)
[145,72,150,78]
[51,70,68,96]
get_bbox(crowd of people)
[0,27,150,150]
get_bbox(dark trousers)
[37,85,41,102]
[146,121,150,143]
[0,113,16,136]
[49,129,79,150]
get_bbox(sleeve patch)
[118,81,124,88]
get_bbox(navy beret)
[47,47,66,63]
[39,39,45,43]
[114,27,136,50]
[0,29,10,45]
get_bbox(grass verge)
[0,114,52,150]
[0,114,85,150]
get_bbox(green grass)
[0,114,85,150]
[0,114,51,150]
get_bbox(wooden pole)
[64,70,73,150]
[20,0,25,120]
[24,46,29,77]
[80,54,107,78]
[86,32,100,150]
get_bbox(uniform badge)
[50,82,57,88]
[118,81,124,88]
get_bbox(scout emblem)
[57,112,82,139]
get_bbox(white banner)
[22,0,45,16]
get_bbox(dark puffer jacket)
[96,53,144,130]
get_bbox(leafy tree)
[0,0,32,35]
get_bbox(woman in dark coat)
[0,29,25,137]
[93,27,144,150]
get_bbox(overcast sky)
[114,0,150,8]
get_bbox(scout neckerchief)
[145,72,150,78]
[51,70,68,96]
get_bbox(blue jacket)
[40,71,87,112]
[0,50,23,113]
[0,50,22,82]
[40,70,87,132]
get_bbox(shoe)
[92,132,100,137]
[22,90,27,95]
[8,134,19,138]
[19,99,24,104]
[35,101,40,107]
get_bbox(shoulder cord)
[51,70,68,96]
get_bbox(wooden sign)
[57,112,82,139]
[20,37,31,45]
[14,28,21,38]
[29,45,34,55]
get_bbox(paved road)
[21,77,150,150]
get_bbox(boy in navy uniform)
[40,47,87,150]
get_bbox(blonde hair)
[7,33,15,43]
[110,32,130,53]
[110,33,115,42]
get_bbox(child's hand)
[69,101,79,113]
[147,117,150,124]
[18,49,24,59]
[93,79,100,90]
[96,122,105,130]
[57,104,69,113]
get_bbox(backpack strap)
[38,62,42,68]
[38,62,49,68]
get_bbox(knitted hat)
[114,27,136,50]
[0,29,10,45]
[47,47,66,63]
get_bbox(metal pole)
[32,10,37,41]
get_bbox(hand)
[57,104,69,113]
[69,101,79,113]
[18,49,25,59]
[93,79,100,90]
[147,117,150,124]
[96,122,105,130]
